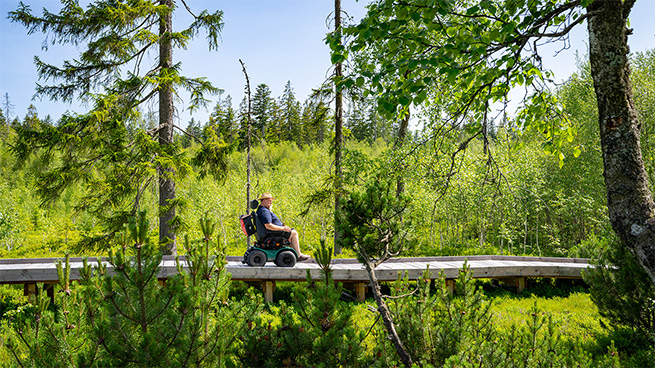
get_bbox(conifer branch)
[173,123,205,148]
[146,293,176,325]
[6,343,25,368]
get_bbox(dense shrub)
[2,213,257,367]
[584,236,655,363]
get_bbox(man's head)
[259,192,275,208]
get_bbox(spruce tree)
[2,93,14,123]
[209,94,237,144]
[264,99,282,144]
[8,0,227,253]
[252,83,273,141]
[300,95,330,146]
[279,81,301,145]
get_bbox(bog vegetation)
[0,50,654,366]
[1,0,655,366]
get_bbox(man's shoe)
[297,254,310,262]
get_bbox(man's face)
[261,198,273,208]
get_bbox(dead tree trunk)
[363,260,413,368]
[395,109,410,197]
[240,59,253,247]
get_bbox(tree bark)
[587,0,655,283]
[334,0,344,255]
[364,261,413,368]
[395,110,410,197]
[159,0,176,255]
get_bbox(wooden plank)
[0,256,591,285]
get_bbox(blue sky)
[0,0,368,124]
[1,0,654,126]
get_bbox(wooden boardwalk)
[0,255,591,302]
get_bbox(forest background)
[3,50,655,260]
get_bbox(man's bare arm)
[264,223,291,232]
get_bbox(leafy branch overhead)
[8,0,227,251]
[330,0,589,160]
[331,0,655,286]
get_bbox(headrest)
[250,199,259,209]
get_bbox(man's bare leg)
[289,230,308,258]
[290,230,300,254]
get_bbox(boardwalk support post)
[355,282,366,302]
[517,277,526,293]
[263,281,275,303]
[494,277,528,294]
[445,279,455,295]
[23,283,36,301]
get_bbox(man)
[257,193,310,261]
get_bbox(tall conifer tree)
[332,0,344,255]
[252,83,273,141]
[279,81,301,144]
[9,0,226,253]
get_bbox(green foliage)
[584,236,655,348]
[631,49,655,190]
[233,242,366,367]
[386,264,494,367]
[367,265,620,367]
[332,0,580,162]
[0,132,613,260]
[3,212,256,367]
[594,327,655,368]
[337,174,412,263]
[446,300,618,368]
[1,258,632,367]
[11,48,655,260]
[0,286,22,321]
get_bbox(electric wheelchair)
[240,199,298,267]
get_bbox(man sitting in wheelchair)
[256,192,310,261]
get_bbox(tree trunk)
[333,0,344,255]
[240,60,253,247]
[483,100,489,155]
[395,109,410,197]
[158,0,176,255]
[587,0,655,283]
[364,261,413,368]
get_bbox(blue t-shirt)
[257,206,283,227]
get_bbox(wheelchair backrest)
[253,209,268,241]
[239,200,263,238]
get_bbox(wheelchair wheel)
[247,249,267,267]
[275,250,296,267]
